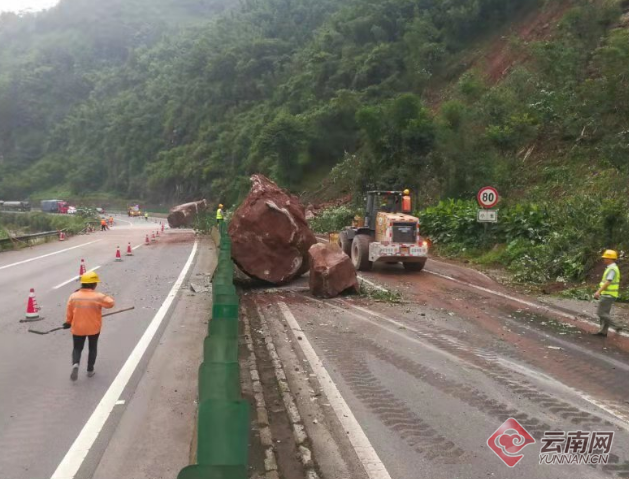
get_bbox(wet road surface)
[244,258,629,479]
[0,216,199,479]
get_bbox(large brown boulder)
[167,199,208,228]
[308,243,359,298]
[229,175,317,284]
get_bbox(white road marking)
[488,355,629,431]
[320,299,470,368]
[52,267,102,290]
[132,244,142,251]
[113,218,133,227]
[50,240,198,479]
[426,269,557,311]
[358,276,388,292]
[115,400,126,406]
[324,298,629,430]
[424,269,629,337]
[278,302,393,479]
[580,395,629,430]
[0,240,101,272]
[426,259,494,281]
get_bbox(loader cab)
[364,191,403,229]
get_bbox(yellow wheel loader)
[338,190,429,272]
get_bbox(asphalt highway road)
[248,259,629,479]
[0,215,197,479]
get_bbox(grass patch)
[359,281,403,303]
[471,245,508,266]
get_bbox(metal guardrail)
[0,230,60,247]
[178,222,249,479]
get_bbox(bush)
[0,212,91,235]
[419,196,626,284]
[309,205,355,233]
[419,199,485,247]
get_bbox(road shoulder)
[92,236,216,479]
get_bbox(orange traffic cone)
[78,259,86,279]
[21,288,42,322]
[151,232,156,242]
[145,234,150,246]
[115,246,123,262]
[59,231,66,241]
[156,229,160,238]
[126,242,133,256]
[161,223,164,232]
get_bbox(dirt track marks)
[313,327,468,464]
[302,299,629,477]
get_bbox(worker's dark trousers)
[597,296,620,334]
[101,225,106,231]
[72,334,100,371]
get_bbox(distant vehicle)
[67,206,77,214]
[96,207,105,214]
[0,200,31,212]
[41,200,69,214]
[128,205,142,217]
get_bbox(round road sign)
[477,186,499,209]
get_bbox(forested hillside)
[0,0,628,213]
[0,0,232,198]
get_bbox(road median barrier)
[178,223,249,479]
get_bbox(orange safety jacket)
[66,289,115,336]
[101,219,107,226]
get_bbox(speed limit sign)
[477,186,499,209]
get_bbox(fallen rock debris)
[167,199,208,228]
[308,243,359,299]
[229,174,317,284]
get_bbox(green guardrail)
[178,221,249,479]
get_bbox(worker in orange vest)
[63,271,115,380]
[109,216,114,227]
[402,189,412,213]
[100,218,108,231]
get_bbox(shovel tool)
[28,306,135,335]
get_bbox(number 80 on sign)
[477,186,499,209]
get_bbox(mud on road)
[241,260,629,479]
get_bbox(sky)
[0,0,60,14]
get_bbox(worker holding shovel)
[63,271,115,381]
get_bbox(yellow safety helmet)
[602,250,618,260]
[80,271,101,284]
[403,189,410,195]
[219,204,224,208]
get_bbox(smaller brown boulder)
[308,243,359,298]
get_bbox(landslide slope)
[1,0,628,212]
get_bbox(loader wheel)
[351,235,372,271]
[338,231,352,256]
[403,258,427,272]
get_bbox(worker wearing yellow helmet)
[216,203,225,224]
[593,249,622,337]
[63,271,115,380]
